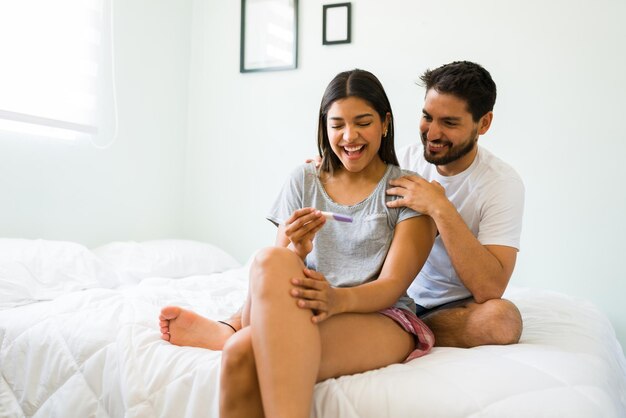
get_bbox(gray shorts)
[415,296,474,318]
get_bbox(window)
[0,0,116,144]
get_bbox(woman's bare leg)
[220,310,415,417]
[159,306,236,350]
[316,312,414,381]
[248,247,321,418]
[220,327,264,418]
[221,247,416,417]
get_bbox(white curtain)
[0,0,115,144]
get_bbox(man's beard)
[421,128,478,166]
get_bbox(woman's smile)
[343,144,366,159]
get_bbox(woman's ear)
[383,112,392,137]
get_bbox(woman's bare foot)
[159,306,236,350]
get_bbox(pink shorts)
[380,307,435,362]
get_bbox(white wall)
[0,0,193,247]
[183,0,626,352]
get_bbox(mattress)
[1,239,625,417]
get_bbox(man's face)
[420,89,485,175]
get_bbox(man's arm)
[428,196,516,302]
[386,175,516,303]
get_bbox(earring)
[383,129,388,138]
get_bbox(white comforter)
[1,241,626,417]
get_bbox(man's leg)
[421,298,522,348]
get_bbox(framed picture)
[323,3,351,45]
[240,0,298,73]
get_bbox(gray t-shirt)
[267,162,421,312]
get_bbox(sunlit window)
[0,0,114,142]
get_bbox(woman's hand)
[291,268,341,323]
[284,208,325,260]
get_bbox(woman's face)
[326,96,389,173]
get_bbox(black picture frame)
[322,3,351,45]
[240,0,298,73]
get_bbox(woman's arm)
[292,215,437,322]
[275,207,326,260]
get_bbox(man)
[160,61,524,350]
[386,60,525,347]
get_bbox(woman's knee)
[222,332,255,374]
[249,246,302,296]
[252,246,298,271]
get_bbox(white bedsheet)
[1,263,626,417]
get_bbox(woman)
[160,69,437,417]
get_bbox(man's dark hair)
[419,61,497,122]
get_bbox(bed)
[1,238,625,418]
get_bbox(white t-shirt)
[399,143,525,308]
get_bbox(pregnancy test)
[321,211,353,223]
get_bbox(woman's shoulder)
[386,164,420,179]
[384,164,422,220]
[284,161,318,179]
[279,162,320,197]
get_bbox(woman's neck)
[321,157,388,206]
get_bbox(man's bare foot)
[159,306,236,350]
